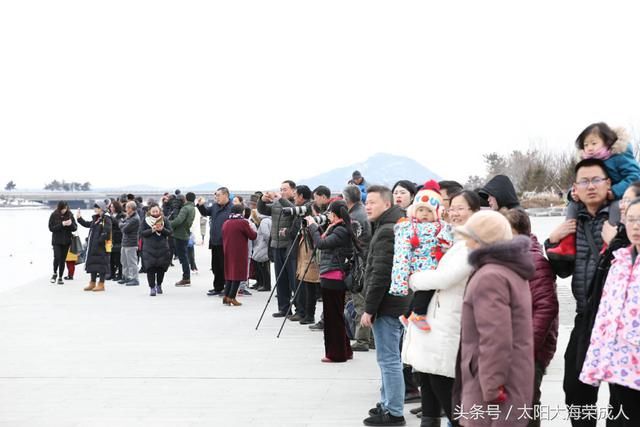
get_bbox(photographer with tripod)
[257,180,298,318]
[305,200,356,363]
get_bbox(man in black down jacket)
[478,174,520,210]
[544,159,621,427]
[119,201,141,285]
[360,185,410,427]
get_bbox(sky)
[2,1,640,191]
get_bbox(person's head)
[351,170,364,185]
[342,185,361,208]
[93,200,107,216]
[294,185,312,206]
[249,194,260,209]
[186,192,196,203]
[216,187,230,205]
[313,185,332,210]
[125,201,137,215]
[502,208,531,236]
[280,180,296,200]
[243,207,251,219]
[232,195,244,206]
[327,199,352,227]
[147,198,156,207]
[366,185,393,221]
[438,180,464,209]
[126,194,135,201]
[148,205,162,217]
[56,201,69,214]
[456,210,513,250]
[135,196,143,205]
[408,181,443,222]
[110,200,123,214]
[576,122,618,158]
[620,182,640,223]
[231,204,244,215]
[448,190,482,227]
[392,180,417,209]
[625,197,640,246]
[573,159,611,209]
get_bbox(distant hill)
[299,153,441,192]
[182,181,222,192]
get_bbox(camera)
[282,206,310,217]
[304,214,328,227]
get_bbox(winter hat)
[455,210,513,246]
[94,200,107,211]
[407,180,443,220]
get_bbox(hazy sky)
[2,1,640,191]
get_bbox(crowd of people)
[47,122,640,426]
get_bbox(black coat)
[78,214,112,275]
[140,217,173,271]
[308,222,353,289]
[49,210,77,246]
[197,201,232,248]
[110,212,125,251]
[479,175,520,209]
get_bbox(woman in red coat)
[222,204,257,306]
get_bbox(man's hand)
[197,197,206,206]
[602,221,617,246]
[76,209,82,219]
[360,312,373,328]
[548,219,577,244]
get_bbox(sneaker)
[238,289,252,296]
[272,312,287,318]
[288,313,303,322]
[299,317,315,325]
[409,313,431,331]
[363,412,406,426]
[150,287,157,297]
[309,320,324,331]
[63,276,74,281]
[369,403,384,417]
[546,233,577,262]
[156,285,163,295]
[118,278,128,284]
[207,289,223,296]
[257,286,271,292]
[409,407,422,416]
[175,279,191,287]
[57,278,64,285]
[50,274,57,283]
[351,343,369,352]
[125,280,140,287]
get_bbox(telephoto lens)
[282,206,309,217]
[311,214,328,226]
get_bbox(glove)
[490,386,507,404]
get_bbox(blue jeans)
[174,238,190,280]
[274,246,297,314]
[372,315,405,418]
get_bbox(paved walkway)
[0,247,611,426]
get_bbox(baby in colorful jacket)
[389,180,453,331]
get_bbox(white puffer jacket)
[402,239,471,378]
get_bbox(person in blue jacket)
[348,170,369,203]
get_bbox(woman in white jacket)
[402,190,482,427]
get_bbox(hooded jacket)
[457,236,535,426]
[251,215,272,263]
[170,201,196,241]
[479,175,520,209]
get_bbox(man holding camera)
[197,187,232,296]
[257,180,297,318]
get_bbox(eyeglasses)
[627,217,640,226]
[575,177,607,188]
[621,198,634,206]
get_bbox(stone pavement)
[0,247,612,426]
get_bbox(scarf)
[146,214,164,235]
[582,147,612,161]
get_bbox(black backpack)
[344,234,366,293]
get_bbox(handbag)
[70,234,83,255]
[102,217,113,253]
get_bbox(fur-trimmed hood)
[468,235,535,280]
[577,127,631,160]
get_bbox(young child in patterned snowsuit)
[389,181,453,331]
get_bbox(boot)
[420,416,441,427]
[93,281,105,292]
[229,298,242,306]
[84,281,96,291]
[222,296,231,306]
[546,233,576,262]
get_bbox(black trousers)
[174,238,190,280]
[146,268,165,288]
[110,250,122,279]
[320,282,352,362]
[90,272,105,282]
[564,314,622,427]
[211,245,225,292]
[610,384,640,426]
[304,281,320,320]
[420,372,458,425]
[411,290,435,316]
[224,280,241,299]
[254,261,271,290]
[52,244,70,278]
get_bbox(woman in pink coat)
[222,204,257,306]
[580,199,640,425]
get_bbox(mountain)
[182,181,222,192]
[299,153,441,192]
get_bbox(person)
[454,210,535,427]
[197,187,232,296]
[579,197,640,426]
[391,180,417,211]
[140,204,173,296]
[119,201,141,286]
[503,208,559,427]
[402,190,481,427]
[390,181,453,332]
[108,201,125,282]
[187,232,198,274]
[257,180,298,318]
[232,195,244,206]
[313,185,332,212]
[251,212,272,292]
[478,174,520,210]
[171,192,196,287]
[76,201,112,292]
[237,207,256,296]
[221,204,258,306]
[348,170,369,203]
[545,158,621,426]
[343,184,373,351]
[361,186,411,427]
[64,246,79,280]
[48,201,77,285]
[306,200,355,363]
[548,123,640,260]
[438,180,464,223]
[200,216,207,245]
